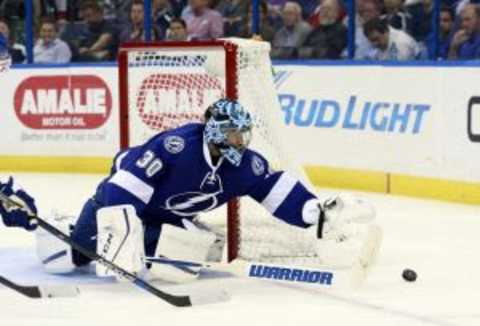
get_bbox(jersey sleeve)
[98,139,170,216]
[245,153,317,228]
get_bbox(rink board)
[0,63,479,204]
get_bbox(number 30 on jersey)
[136,150,163,177]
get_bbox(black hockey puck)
[402,269,417,282]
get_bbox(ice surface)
[0,172,479,326]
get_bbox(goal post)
[117,38,317,265]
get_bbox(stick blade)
[188,289,231,306]
[38,285,80,298]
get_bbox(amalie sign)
[14,75,112,129]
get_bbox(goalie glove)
[307,195,379,268]
[309,194,376,240]
[0,177,38,231]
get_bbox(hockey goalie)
[0,98,382,284]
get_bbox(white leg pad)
[96,205,144,278]
[149,221,216,283]
[35,213,76,274]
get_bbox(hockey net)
[118,38,320,265]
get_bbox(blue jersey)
[94,123,315,228]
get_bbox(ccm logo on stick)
[468,97,480,142]
[14,75,112,129]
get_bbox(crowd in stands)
[0,0,479,63]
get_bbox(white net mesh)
[122,38,321,266]
[126,47,225,145]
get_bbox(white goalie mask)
[203,99,253,166]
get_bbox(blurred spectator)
[1,0,43,20]
[354,0,381,59]
[215,0,248,37]
[153,0,175,40]
[102,0,133,25]
[181,0,224,40]
[307,0,346,28]
[0,1,20,19]
[170,0,188,17]
[266,1,285,30]
[208,0,221,9]
[73,1,117,61]
[296,0,320,20]
[381,0,413,34]
[119,0,161,42]
[0,19,25,63]
[48,0,69,34]
[455,0,476,15]
[53,0,68,21]
[239,0,275,42]
[358,0,381,22]
[51,0,84,22]
[363,17,421,60]
[448,4,480,59]
[33,0,52,19]
[406,0,433,42]
[271,2,312,59]
[1,0,71,22]
[166,17,190,40]
[298,0,347,59]
[425,5,454,59]
[34,17,71,63]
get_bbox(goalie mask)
[204,99,253,167]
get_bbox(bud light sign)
[279,94,431,134]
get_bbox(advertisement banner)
[275,65,480,183]
[0,63,479,194]
[1,67,118,157]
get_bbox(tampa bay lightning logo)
[164,136,185,154]
[162,172,223,216]
[163,192,218,216]
[251,155,265,176]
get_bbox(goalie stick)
[146,257,344,287]
[145,224,383,289]
[0,275,79,299]
[0,190,229,307]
